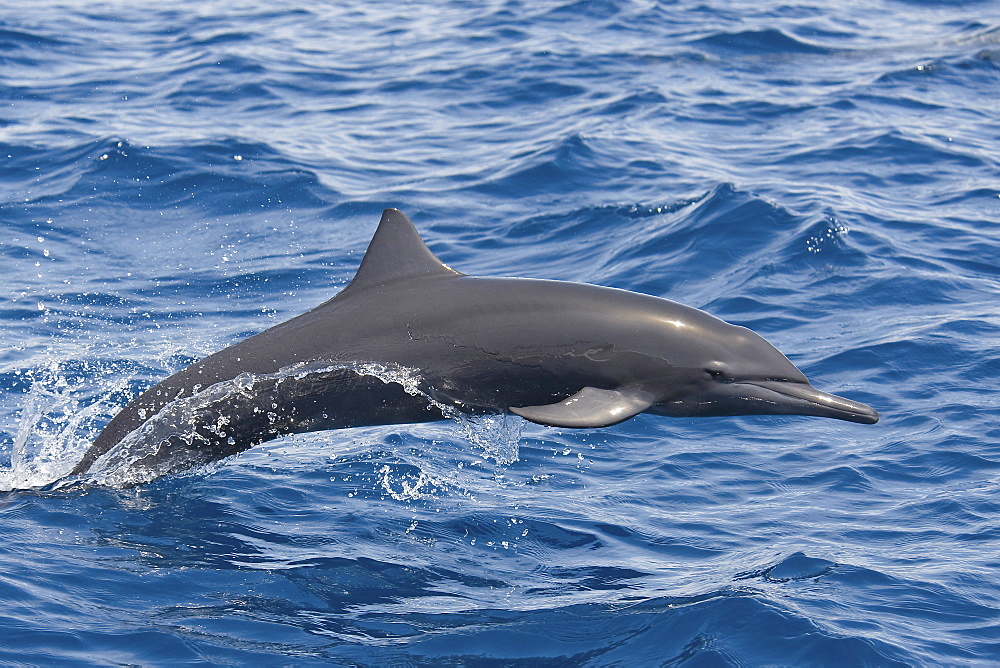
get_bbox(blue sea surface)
[2,0,999,664]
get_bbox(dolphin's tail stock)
[70,365,443,484]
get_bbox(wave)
[690,28,834,56]
[1,0,998,664]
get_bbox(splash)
[377,463,440,501]
[81,361,428,488]
[454,412,523,467]
[73,361,523,488]
[0,359,128,491]
[0,340,527,491]
[805,215,849,254]
[353,364,525,470]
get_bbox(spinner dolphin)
[71,209,878,480]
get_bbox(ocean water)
[1,0,999,664]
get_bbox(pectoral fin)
[510,386,655,428]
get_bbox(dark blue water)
[2,1,999,664]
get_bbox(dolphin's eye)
[707,369,733,383]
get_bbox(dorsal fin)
[346,209,461,292]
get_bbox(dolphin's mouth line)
[740,379,880,424]
[723,375,804,385]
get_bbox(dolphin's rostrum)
[71,209,878,481]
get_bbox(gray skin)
[71,209,878,479]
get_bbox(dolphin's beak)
[737,380,880,424]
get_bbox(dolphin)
[70,208,878,481]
